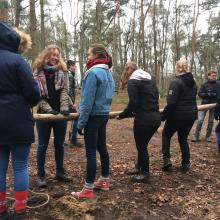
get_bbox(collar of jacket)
[84,64,109,79]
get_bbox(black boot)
[125,164,140,175]
[55,169,72,182]
[180,163,190,173]
[69,139,83,148]
[162,158,172,171]
[131,171,149,183]
[0,209,8,220]
[13,210,27,220]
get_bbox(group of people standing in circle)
[0,21,219,219]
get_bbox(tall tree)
[29,0,37,63]
[0,0,9,22]
[40,0,45,49]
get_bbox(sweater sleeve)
[17,56,40,107]
[77,71,97,129]
[60,73,70,112]
[119,80,139,119]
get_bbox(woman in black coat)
[117,62,161,183]
[0,22,40,219]
[162,58,198,173]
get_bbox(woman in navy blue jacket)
[0,22,40,219]
[71,44,115,199]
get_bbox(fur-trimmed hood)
[0,22,31,54]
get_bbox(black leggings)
[162,119,195,164]
[133,122,160,173]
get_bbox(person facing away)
[66,60,83,147]
[117,62,161,183]
[33,45,71,188]
[192,70,217,142]
[71,43,115,199]
[0,22,40,220]
[162,58,198,173]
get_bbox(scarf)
[34,64,65,98]
[86,57,109,70]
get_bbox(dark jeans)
[215,122,220,150]
[70,119,78,141]
[36,121,67,176]
[133,122,160,173]
[84,115,109,184]
[162,119,195,165]
[0,145,30,191]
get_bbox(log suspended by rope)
[33,103,217,122]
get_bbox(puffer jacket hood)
[177,72,195,88]
[0,21,20,53]
[129,69,152,81]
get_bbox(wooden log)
[33,103,217,122]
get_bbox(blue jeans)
[194,109,215,139]
[70,119,78,141]
[36,121,67,176]
[215,122,220,150]
[0,145,30,191]
[84,115,109,184]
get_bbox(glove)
[77,128,84,136]
[60,110,70,116]
[48,109,59,115]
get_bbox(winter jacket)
[119,69,161,127]
[163,72,198,121]
[78,64,115,129]
[34,67,69,114]
[214,80,220,120]
[198,80,217,104]
[0,22,40,145]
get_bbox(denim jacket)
[78,64,115,129]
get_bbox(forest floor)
[6,92,220,220]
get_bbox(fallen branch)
[33,103,217,122]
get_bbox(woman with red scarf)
[71,44,115,199]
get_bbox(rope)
[6,189,50,209]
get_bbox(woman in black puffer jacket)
[162,58,198,173]
[117,62,161,183]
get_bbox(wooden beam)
[33,103,217,122]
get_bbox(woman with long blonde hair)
[117,62,161,183]
[33,45,71,187]
[162,58,197,172]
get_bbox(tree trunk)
[153,0,158,86]
[96,0,102,42]
[29,0,38,64]
[190,0,200,72]
[14,0,22,27]
[0,0,9,22]
[140,0,146,69]
[40,0,46,50]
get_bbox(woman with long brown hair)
[117,62,161,183]
[33,45,71,187]
[71,43,115,199]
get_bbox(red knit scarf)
[86,57,109,69]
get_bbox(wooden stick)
[33,103,217,122]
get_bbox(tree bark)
[29,0,38,64]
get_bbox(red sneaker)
[71,187,94,199]
[94,179,110,191]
